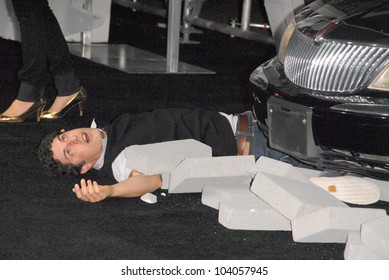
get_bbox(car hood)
[295,0,389,46]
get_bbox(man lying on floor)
[38,108,300,203]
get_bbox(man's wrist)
[106,185,114,197]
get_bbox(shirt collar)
[90,119,107,170]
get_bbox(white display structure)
[0,0,110,43]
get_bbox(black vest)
[98,108,237,183]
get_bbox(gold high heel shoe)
[40,87,87,120]
[0,98,46,123]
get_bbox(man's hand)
[73,179,113,203]
[72,173,162,203]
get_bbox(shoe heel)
[78,102,84,117]
[40,87,86,120]
[36,106,44,122]
[0,98,46,123]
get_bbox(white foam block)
[219,200,291,231]
[255,156,321,182]
[251,172,347,220]
[168,156,256,193]
[344,232,384,260]
[291,207,387,243]
[202,183,256,209]
[125,139,212,174]
[361,216,389,259]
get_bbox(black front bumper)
[250,57,389,179]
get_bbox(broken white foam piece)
[140,193,157,204]
[361,216,389,259]
[291,206,387,243]
[125,139,212,175]
[255,156,321,182]
[169,156,256,193]
[344,232,384,260]
[251,172,347,220]
[309,176,380,205]
[201,183,255,210]
[170,175,252,194]
[219,200,291,231]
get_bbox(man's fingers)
[93,181,101,194]
[73,179,104,203]
[72,183,79,193]
[80,183,90,196]
[78,179,89,196]
[86,180,95,195]
[75,179,94,200]
[73,184,86,200]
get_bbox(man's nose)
[69,135,79,143]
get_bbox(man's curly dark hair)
[38,131,83,177]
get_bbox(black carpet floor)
[0,2,388,260]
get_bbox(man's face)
[51,128,104,170]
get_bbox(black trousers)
[12,0,81,102]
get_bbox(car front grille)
[284,30,389,93]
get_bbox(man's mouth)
[82,132,90,143]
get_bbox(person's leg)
[1,0,48,117]
[43,2,83,113]
[3,0,85,121]
[244,111,315,168]
[241,111,289,160]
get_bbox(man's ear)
[80,161,96,174]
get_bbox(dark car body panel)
[297,0,389,44]
[250,0,389,179]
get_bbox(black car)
[250,0,389,179]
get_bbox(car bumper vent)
[284,30,389,93]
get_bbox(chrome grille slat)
[284,31,389,93]
[317,43,333,90]
[322,43,340,91]
[309,42,328,90]
[301,35,314,87]
[329,44,350,91]
[325,45,339,91]
[355,48,377,88]
[360,48,388,86]
[336,45,358,92]
[343,46,364,91]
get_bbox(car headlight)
[368,63,389,92]
[277,18,296,65]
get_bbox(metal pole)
[182,0,192,43]
[113,0,274,45]
[166,0,182,72]
[113,0,167,18]
[81,0,93,45]
[184,15,274,44]
[241,0,252,32]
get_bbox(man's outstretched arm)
[72,173,162,203]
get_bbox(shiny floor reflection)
[68,43,214,74]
